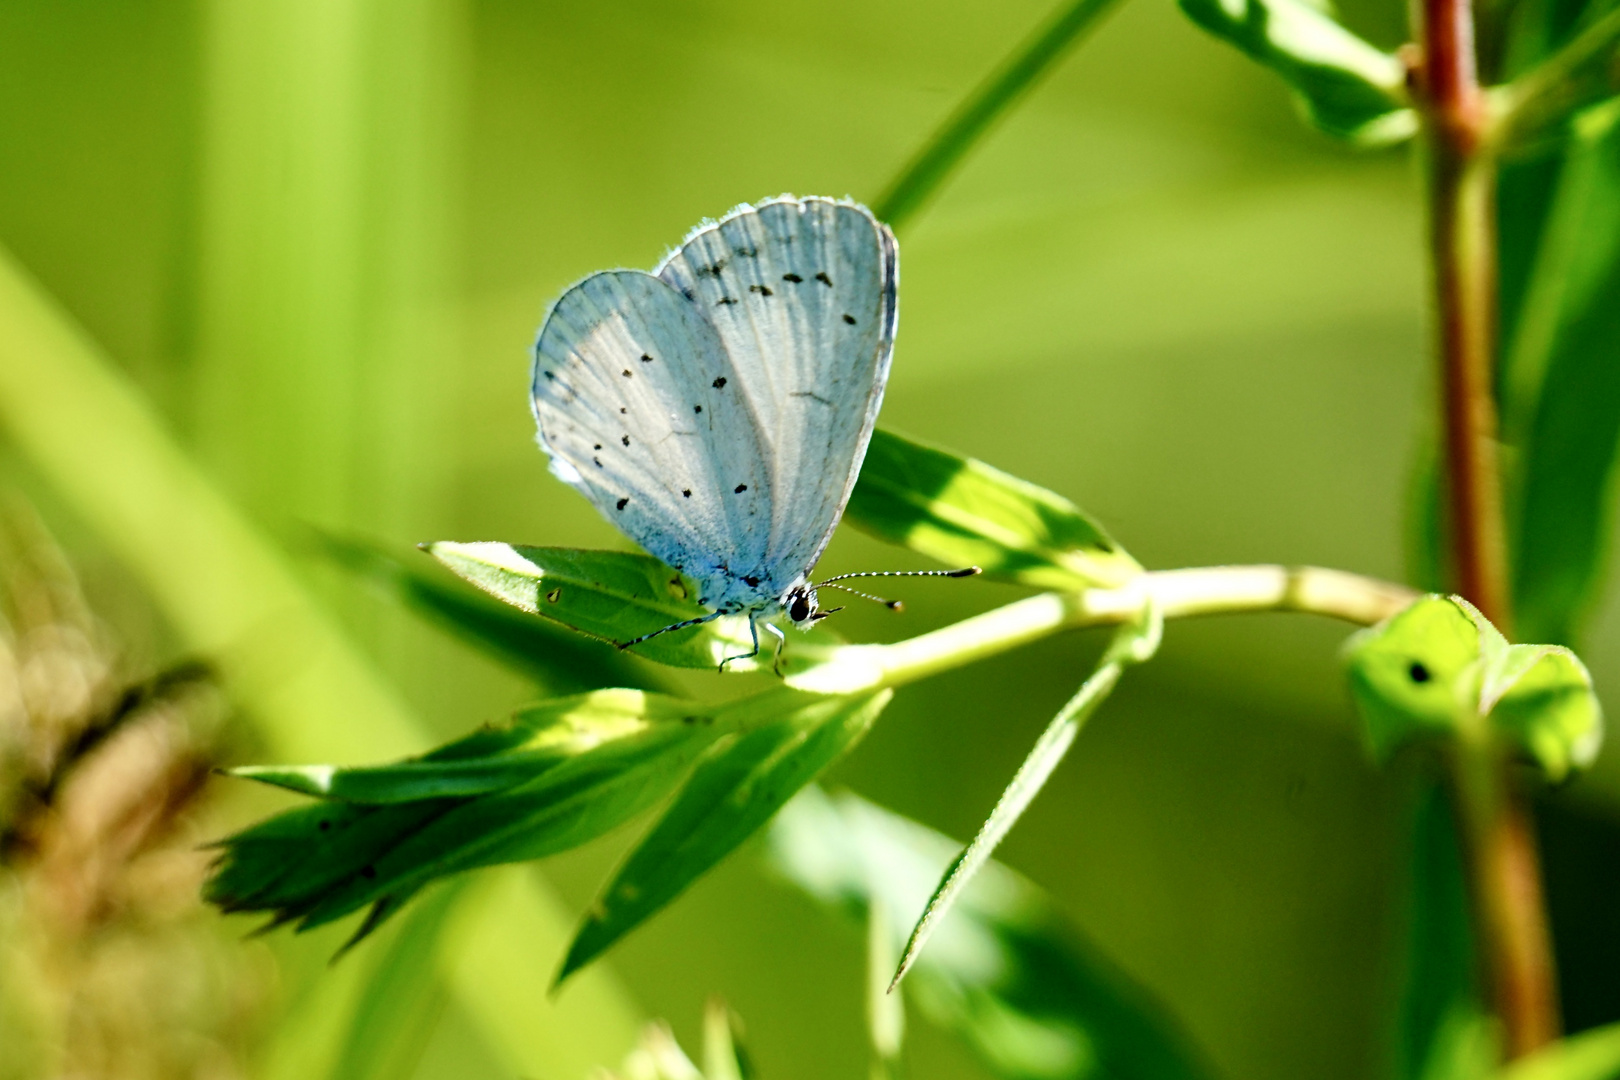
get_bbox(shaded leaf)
[558,689,894,983]
[1343,596,1602,778]
[848,428,1140,591]
[1176,0,1416,143]
[427,542,754,669]
[892,607,1161,988]
[1504,102,1620,646]
[768,787,1219,1080]
[318,531,658,692]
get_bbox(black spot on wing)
[622,368,632,377]
[843,314,856,325]
[616,497,628,510]
[734,483,748,493]
[782,272,803,283]
[693,404,702,413]
[743,575,760,587]
[734,245,758,257]
[682,489,692,498]
[712,377,727,389]
[815,271,833,286]
[621,434,630,446]
[749,284,773,296]
[716,296,738,306]
[641,353,654,362]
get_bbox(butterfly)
[531,195,976,668]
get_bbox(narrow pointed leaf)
[231,690,712,803]
[319,532,658,692]
[769,787,1219,1080]
[558,689,894,983]
[703,999,754,1080]
[848,428,1140,590]
[1176,0,1415,143]
[427,541,754,669]
[893,610,1160,988]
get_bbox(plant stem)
[785,564,1416,693]
[1418,0,1561,1052]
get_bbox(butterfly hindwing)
[657,197,897,598]
[532,270,775,610]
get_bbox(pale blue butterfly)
[531,195,976,667]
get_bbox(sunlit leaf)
[1176,0,1415,143]
[1343,595,1603,778]
[426,541,755,669]
[892,607,1160,987]
[703,999,754,1080]
[1495,1020,1620,1080]
[557,689,894,983]
[848,428,1140,591]
[769,787,1219,1080]
[319,532,659,692]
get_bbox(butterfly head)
[782,581,838,630]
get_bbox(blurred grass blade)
[703,999,754,1080]
[1397,783,1485,1080]
[891,608,1159,989]
[768,787,1219,1080]
[232,689,711,802]
[427,541,754,669]
[327,878,468,1080]
[1496,1021,1620,1080]
[848,428,1141,590]
[868,898,906,1080]
[1176,0,1415,143]
[558,689,894,984]
[1504,103,1620,645]
[320,532,660,692]
[873,0,1124,230]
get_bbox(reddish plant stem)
[1417,0,1561,1056]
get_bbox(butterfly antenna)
[812,566,981,613]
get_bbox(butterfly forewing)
[532,270,775,610]
[658,198,897,597]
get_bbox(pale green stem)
[785,564,1417,694]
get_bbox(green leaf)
[231,689,714,803]
[557,688,894,983]
[1496,1021,1620,1080]
[873,0,1125,230]
[318,532,660,692]
[207,689,723,942]
[1503,102,1620,646]
[848,428,1140,591]
[702,999,754,1080]
[1175,0,1416,143]
[426,541,755,669]
[892,607,1161,988]
[768,787,1219,1080]
[1343,595,1603,778]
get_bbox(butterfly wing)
[532,270,775,611]
[656,197,898,597]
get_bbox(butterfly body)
[532,196,898,651]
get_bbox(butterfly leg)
[762,622,788,677]
[617,610,723,649]
[718,616,763,672]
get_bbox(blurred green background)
[3,0,1618,1078]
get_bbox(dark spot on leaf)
[843,313,856,325]
[318,819,331,832]
[713,377,727,389]
[616,497,629,510]
[750,284,773,296]
[682,489,692,498]
[815,271,833,286]
[734,483,748,493]
[1409,661,1431,683]
[782,272,803,283]
[622,434,630,446]
[546,588,561,602]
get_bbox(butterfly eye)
[788,594,811,622]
